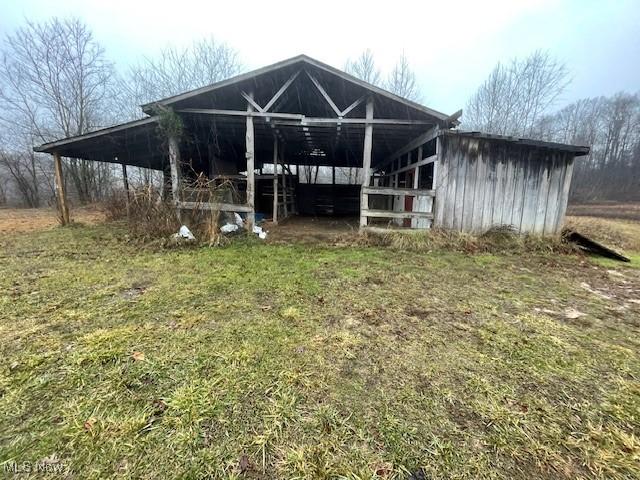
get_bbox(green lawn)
[1,223,639,479]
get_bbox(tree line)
[464,51,639,202]
[0,18,636,207]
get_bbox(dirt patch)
[0,206,104,233]
[266,216,358,243]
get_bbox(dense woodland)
[0,18,637,208]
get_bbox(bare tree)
[0,17,116,204]
[464,50,569,137]
[535,92,640,201]
[117,37,241,120]
[345,49,382,86]
[386,52,421,102]
[0,174,7,205]
[0,149,41,207]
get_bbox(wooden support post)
[414,146,421,190]
[52,152,70,226]
[272,137,279,225]
[246,93,256,231]
[282,162,288,218]
[332,166,336,185]
[162,167,171,200]
[122,163,130,219]
[360,97,374,228]
[168,134,182,222]
[432,132,441,226]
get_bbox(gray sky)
[1,0,638,115]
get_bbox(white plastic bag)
[177,225,195,241]
[220,223,239,234]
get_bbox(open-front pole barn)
[35,55,589,235]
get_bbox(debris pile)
[562,228,630,262]
[173,225,196,243]
[220,213,268,239]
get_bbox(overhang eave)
[33,116,166,170]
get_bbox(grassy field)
[1,218,639,479]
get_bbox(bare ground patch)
[0,205,104,233]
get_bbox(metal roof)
[140,54,453,123]
[440,130,590,156]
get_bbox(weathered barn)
[35,55,589,235]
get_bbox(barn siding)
[434,135,574,235]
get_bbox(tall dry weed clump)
[340,224,574,255]
[102,174,241,246]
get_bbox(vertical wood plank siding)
[434,135,574,235]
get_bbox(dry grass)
[1,218,639,479]
[338,226,574,255]
[0,205,104,234]
[567,202,640,221]
[566,215,640,254]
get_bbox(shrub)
[101,176,241,247]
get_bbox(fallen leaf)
[375,462,393,477]
[132,351,145,361]
[84,417,96,431]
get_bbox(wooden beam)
[263,70,301,112]
[168,135,182,222]
[241,91,264,112]
[362,209,434,219]
[433,136,443,227]
[360,97,374,228]
[380,126,440,168]
[179,109,430,125]
[386,154,437,176]
[446,109,463,124]
[52,152,70,225]
[304,118,430,125]
[122,163,130,219]
[272,137,278,224]
[414,146,422,189]
[246,93,256,231]
[363,225,430,234]
[341,96,365,117]
[177,201,253,213]
[362,186,435,197]
[282,160,288,218]
[305,70,342,116]
[178,108,304,120]
[270,118,429,128]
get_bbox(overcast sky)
[1,0,638,115]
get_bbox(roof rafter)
[263,70,301,112]
[305,70,342,117]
